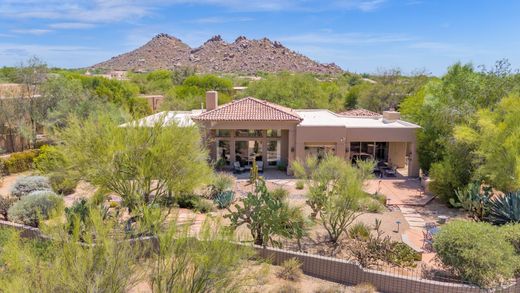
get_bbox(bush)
[352,283,377,293]
[349,222,371,241]
[176,194,199,209]
[209,173,235,199]
[0,197,17,220]
[372,193,386,205]
[271,187,289,200]
[387,242,420,267]
[34,145,64,174]
[360,198,384,213]
[500,224,520,254]
[213,190,235,209]
[433,220,520,287]
[295,180,305,190]
[1,150,39,174]
[7,190,63,227]
[49,173,78,195]
[275,283,300,293]
[10,176,51,198]
[195,199,214,213]
[276,258,302,281]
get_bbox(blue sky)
[0,0,519,75]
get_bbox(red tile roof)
[337,108,381,117]
[193,97,302,121]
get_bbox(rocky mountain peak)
[91,33,343,75]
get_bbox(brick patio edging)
[1,220,518,293]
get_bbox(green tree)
[53,114,212,216]
[455,95,520,192]
[242,72,330,109]
[292,155,366,243]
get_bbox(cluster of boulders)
[91,34,343,75]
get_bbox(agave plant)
[213,190,235,209]
[487,191,520,225]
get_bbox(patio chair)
[384,167,397,177]
[256,160,264,173]
[233,161,245,173]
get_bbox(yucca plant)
[487,191,520,225]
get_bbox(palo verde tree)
[51,113,212,216]
[292,155,367,244]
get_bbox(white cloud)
[48,22,96,29]
[0,43,115,68]
[0,0,386,25]
[187,16,254,24]
[279,32,414,45]
[333,0,387,12]
[11,29,53,35]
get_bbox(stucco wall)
[389,142,407,168]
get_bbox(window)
[267,140,281,166]
[235,129,263,137]
[216,129,231,137]
[267,129,280,137]
[216,140,230,165]
[350,142,361,153]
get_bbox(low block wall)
[254,246,519,293]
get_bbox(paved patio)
[364,178,433,206]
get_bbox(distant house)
[139,94,164,112]
[85,70,128,81]
[131,91,421,177]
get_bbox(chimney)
[383,110,400,122]
[206,91,218,111]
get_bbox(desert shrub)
[10,176,51,198]
[277,258,303,281]
[7,190,63,227]
[275,283,300,293]
[49,173,78,195]
[500,224,520,253]
[195,199,214,213]
[349,222,371,240]
[271,187,289,200]
[352,283,377,293]
[0,197,17,220]
[213,190,235,209]
[360,197,384,213]
[34,145,64,174]
[295,180,305,190]
[176,193,199,209]
[387,242,420,267]
[209,172,235,199]
[372,193,386,205]
[1,150,39,174]
[433,220,520,287]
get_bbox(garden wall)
[253,245,520,293]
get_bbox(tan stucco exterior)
[193,92,421,177]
